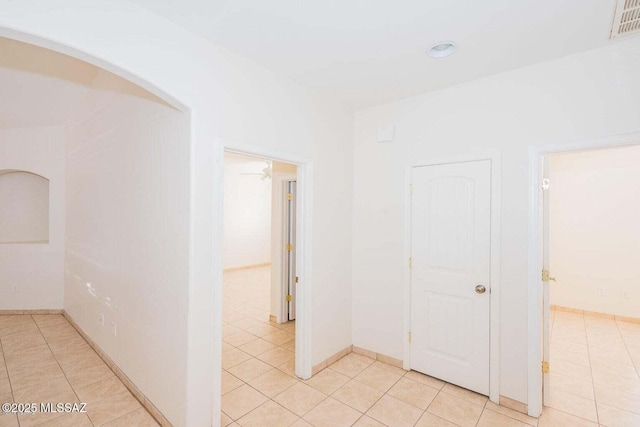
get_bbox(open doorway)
[540,145,640,425]
[220,151,302,421]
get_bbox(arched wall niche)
[0,169,50,243]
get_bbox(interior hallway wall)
[65,69,190,424]
[0,126,65,309]
[549,145,640,318]
[0,3,355,424]
[223,154,272,270]
[352,36,640,404]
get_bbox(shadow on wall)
[0,169,49,243]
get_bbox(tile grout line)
[31,314,97,427]
[222,330,300,420]
[550,313,616,426]
[615,318,640,380]
[222,268,307,424]
[226,369,296,422]
[62,311,169,426]
[7,316,63,427]
[330,362,405,427]
[472,398,487,427]
[548,310,603,408]
[0,316,68,427]
[0,334,20,427]
[582,312,600,426]
[32,315,148,427]
[224,267,519,427]
[545,312,600,425]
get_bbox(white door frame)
[526,131,640,417]
[403,151,502,404]
[284,180,297,321]
[271,174,297,323]
[214,139,313,383]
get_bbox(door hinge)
[287,193,294,201]
[286,294,292,302]
[541,270,556,282]
[295,276,299,283]
[542,361,549,373]
[408,332,412,343]
[409,257,412,269]
[286,244,293,251]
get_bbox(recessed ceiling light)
[427,41,457,58]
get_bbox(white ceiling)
[131,0,619,109]
[0,37,98,129]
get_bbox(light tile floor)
[4,270,638,426]
[546,308,640,426]
[225,267,629,426]
[0,314,158,427]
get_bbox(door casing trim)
[403,151,501,404]
[215,139,314,384]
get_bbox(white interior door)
[285,180,297,320]
[542,157,551,404]
[410,160,491,395]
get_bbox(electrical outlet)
[11,284,18,293]
[597,287,605,296]
[622,291,630,299]
[111,322,117,337]
[98,313,105,326]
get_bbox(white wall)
[0,3,354,425]
[549,146,640,318]
[353,37,640,404]
[223,154,271,269]
[0,126,65,309]
[65,70,190,424]
[0,36,98,128]
[0,171,49,243]
[2,2,638,421]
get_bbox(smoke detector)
[610,0,640,39]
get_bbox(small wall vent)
[611,0,640,39]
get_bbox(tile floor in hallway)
[0,314,158,427]
[546,308,640,426]
[227,267,581,427]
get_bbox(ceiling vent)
[611,0,640,38]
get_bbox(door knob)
[475,285,487,294]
